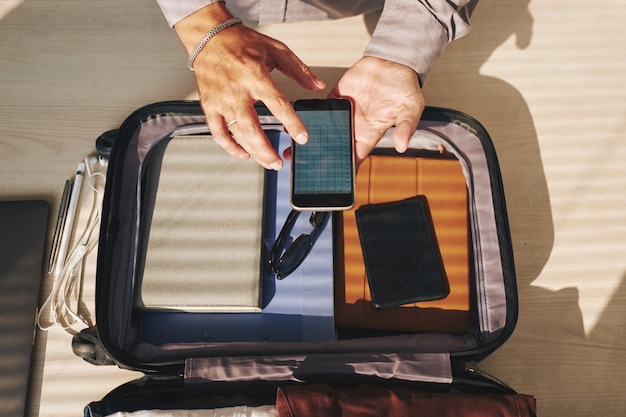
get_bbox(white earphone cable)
[37,156,105,335]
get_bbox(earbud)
[84,155,97,178]
[95,129,116,160]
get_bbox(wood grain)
[1,0,625,415]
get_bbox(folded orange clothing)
[335,155,470,333]
[276,385,537,417]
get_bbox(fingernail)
[315,78,326,89]
[270,161,283,171]
[295,133,308,144]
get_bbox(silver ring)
[226,118,237,128]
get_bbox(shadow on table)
[428,1,625,415]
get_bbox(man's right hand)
[174,2,326,170]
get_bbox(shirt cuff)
[363,7,448,85]
[156,0,221,27]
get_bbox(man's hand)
[175,3,325,170]
[329,56,425,166]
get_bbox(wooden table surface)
[1,0,625,415]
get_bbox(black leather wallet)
[355,195,449,309]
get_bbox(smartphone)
[291,98,355,211]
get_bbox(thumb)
[392,111,420,154]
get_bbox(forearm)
[172,1,235,54]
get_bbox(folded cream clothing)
[135,135,264,312]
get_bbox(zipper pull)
[465,360,479,373]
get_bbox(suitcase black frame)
[74,100,521,415]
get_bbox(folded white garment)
[107,404,278,417]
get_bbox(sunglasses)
[269,210,330,280]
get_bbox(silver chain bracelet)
[187,17,243,71]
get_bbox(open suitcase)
[74,101,536,416]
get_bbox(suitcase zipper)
[456,361,516,394]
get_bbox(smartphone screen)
[291,99,355,210]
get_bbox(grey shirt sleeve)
[156,0,219,27]
[364,0,478,85]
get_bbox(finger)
[270,43,326,91]
[258,84,309,146]
[206,114,250,160]
[392,110,421,154]
[354,140,376,168]
[232,107,284,170]
[282,146,292,161]
[392,120,415,154]
[327,84,341,99]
